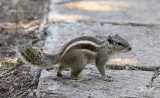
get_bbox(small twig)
[106,64,160,71]
[147,70,160,88]
[15,0,21,33]
[22,20,40,29]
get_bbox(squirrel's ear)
[107,35,112,43]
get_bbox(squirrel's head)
[106,34,132,53]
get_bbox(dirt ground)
[0,0,48,97]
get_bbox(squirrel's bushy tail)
[16,43,60,68]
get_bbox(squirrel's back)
[59,36,104,56]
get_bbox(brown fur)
[17,35,131,81]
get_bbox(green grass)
[142,84,153,98]
[17,4,22,13]
[143,93,148,98]
[153,24,160,29]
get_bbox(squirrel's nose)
[128,47,132,51]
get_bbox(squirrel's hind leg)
[70,68,84,80]
[70,59,88,81]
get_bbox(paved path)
[36,0,160,97]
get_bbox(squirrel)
[16,34,132,81]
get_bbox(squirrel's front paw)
[103,77,113,82]
[107,74,112,78]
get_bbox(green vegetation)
[153,24,160,29]
[17,4,22,13]
[142,85,153,98]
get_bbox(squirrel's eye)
[118,42,123,46]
